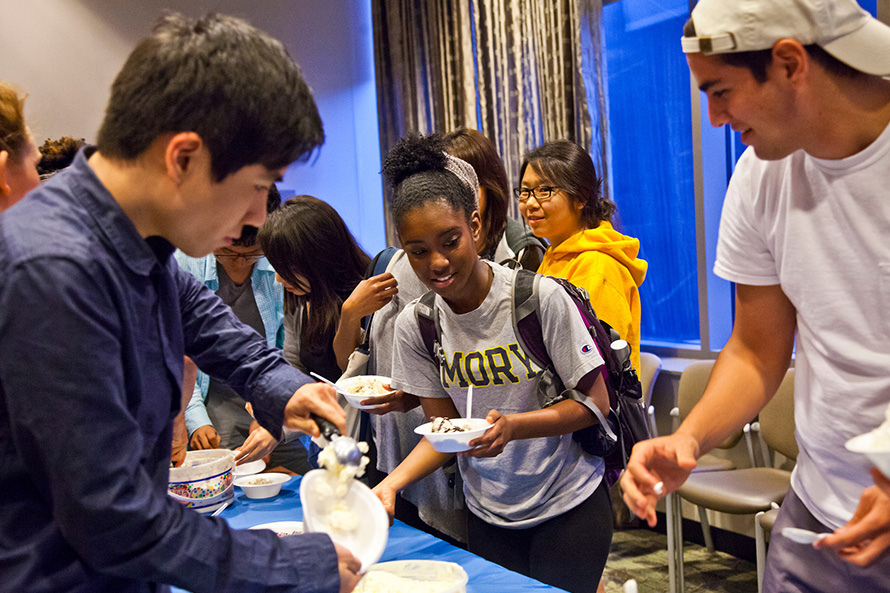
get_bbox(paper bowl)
[168,483,234,514]
[335,375,394,410]
[414,418,492,453]
[300,469,389,572]
[168,449,235,499]
[355,560,468,593]
[234,472,291,499]
[233,459,266,477]
[845,433,890,477]
[249,520,304,537]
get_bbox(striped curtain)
[372,0,608,245]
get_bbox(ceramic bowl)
[335,375,394,410]
[414,418,492,453]
[234,472,291,499]
[168,449,235,499]
[300,469,389,572]
[355,560,468,593]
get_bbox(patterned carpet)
[601,529,757,593]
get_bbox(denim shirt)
[174,253,285,434]
[0,148,339,593]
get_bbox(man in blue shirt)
[0,12,360,593]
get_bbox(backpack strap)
[511,268,551,370]
[414,290,447,386]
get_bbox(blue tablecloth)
[173,475,566,592]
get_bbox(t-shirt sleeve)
[713,150,781,286]
[390,301,450,398]
[537,277,605,389]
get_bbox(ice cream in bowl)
[845,403,890,477]
[414,417,492,453]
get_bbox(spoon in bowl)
[782,527,829,545]
[466,384,473,419]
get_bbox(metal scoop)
[311,413,362,467]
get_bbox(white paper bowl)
[249,520,304,537]
[335,375,395,410]
[234,472,291,499]
[355,560,468,593]
[414,418,492,453]
[300,469,389,572]
[845,433,890,477]
[233,459,266,477]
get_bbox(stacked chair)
[664,362,795,593]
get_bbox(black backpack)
[415,268,650,485]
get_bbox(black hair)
[382,132,477,232]
[232,183,281,247]
[519,140,614,228]
[96,12,324,181]
[443,128,508,258]
[683,19,864,83]
[257,195,370,349]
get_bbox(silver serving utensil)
[782,527,829,545]
[311,413,362,467]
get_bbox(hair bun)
[381,132,448,187]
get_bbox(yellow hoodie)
[538,222,648,370]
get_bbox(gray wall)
[0,0,385,253]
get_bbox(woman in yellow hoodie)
[517,140,648,370]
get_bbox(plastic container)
[355,560,468,593]
[168,483,234,514]
[414,418,491,453]
[168,449,235,499]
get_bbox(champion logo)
[581,344,592,353]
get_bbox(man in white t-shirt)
[620,1,890,591]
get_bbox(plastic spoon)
[466,384,473,419]
[782,527,829,545]
[210,501,230,517]
[310,371,339,389]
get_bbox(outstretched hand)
[361,386,420,415]
[462,410,510,458]
[620,433,699,527]
[283,383,346,437]
[817,468,890,567]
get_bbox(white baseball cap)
[681,0,890,76]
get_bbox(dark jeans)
[467,480,613,593]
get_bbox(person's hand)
[817,473,890,567]
[342,273,398,319]
[234,423,278,464]
[872,467,890,499]
[170,442,187,467]
[189,424,221,450]
[462,410,509,458]
[334,543,362,593]
[620,433,699,527]
[372,483,397,524]
[361,387,420,415]
[283,383,346,437]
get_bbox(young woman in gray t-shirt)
[373,133,614,593]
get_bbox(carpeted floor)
[601,529,758,593]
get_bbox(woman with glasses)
[175,185,312,474]
[517,140,647,371]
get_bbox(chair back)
[678,360,744,449]
[758,368,797,461]
[639,352,663,408]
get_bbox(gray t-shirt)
[391,262,605,528]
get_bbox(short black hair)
[519,140,613,228]
[96,13,324,181]
[683,18,863,83]
[232,183,281,247]
[382,132,476,231]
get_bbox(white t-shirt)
[714,122,890,529]
[391,262,605,528]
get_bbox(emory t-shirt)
[714,124,890,529]
[391,262,605,528]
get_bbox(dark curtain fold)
[372,0,608,245]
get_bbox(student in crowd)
[0,13,360,593]
[444,127,546,270]
[518,140,647,370]
[38,136,87,180]
[372,133,613,593]
[176,184,311,474]
[0,81,41,212]
[621,1,890,591]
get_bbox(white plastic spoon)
[466,384,473,419]
[782,527,829,545]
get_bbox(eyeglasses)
[214,251,264,262]
[512,186,558,203]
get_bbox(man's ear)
[771,39,809,85]
[164,132,205,185]
[0,151,11,208]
